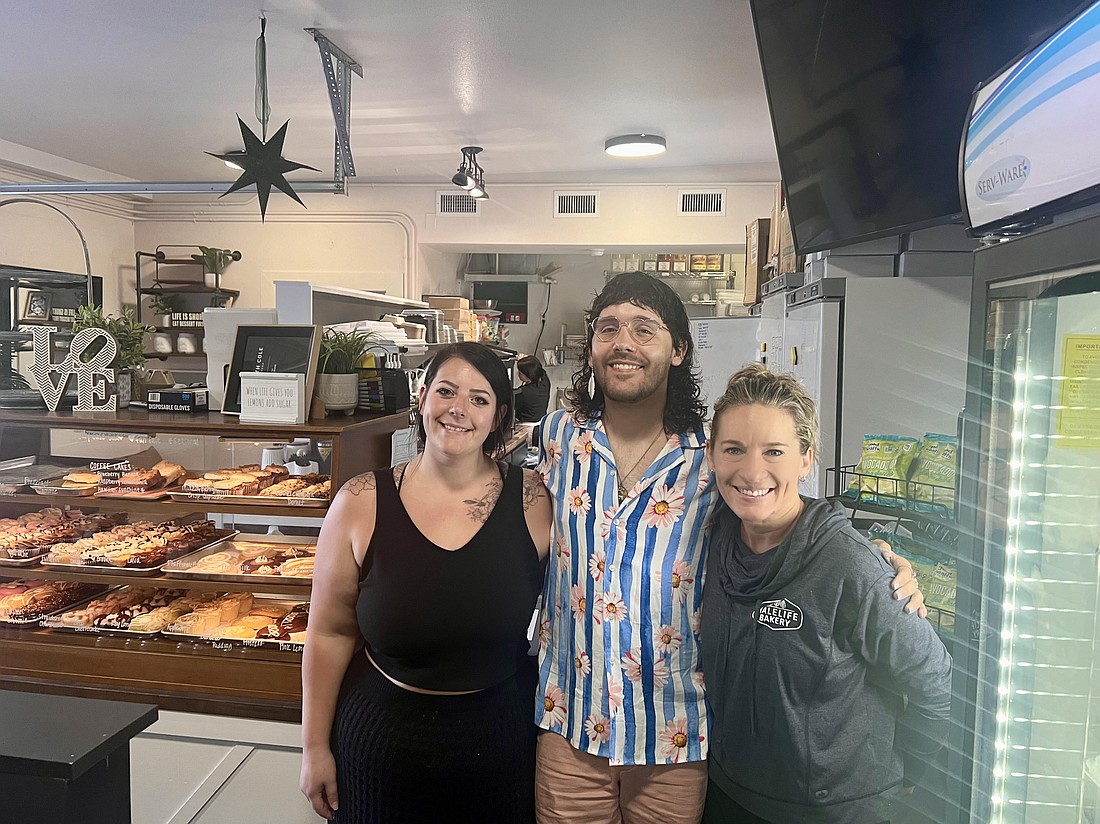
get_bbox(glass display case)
[0,406,409,721]
[959,211,1100,824]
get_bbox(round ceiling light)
[604,133,667,157]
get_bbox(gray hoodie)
[700,497,952,824]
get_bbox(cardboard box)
[777,203,800,274]
[425,296,470,310]
[743,218,772,306]
[441,308,473,326]
[147,387,209,413]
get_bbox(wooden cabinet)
[0,407,409,721]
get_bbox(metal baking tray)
[0,552,46,568]
[0,582,111,625]
[161,596,308,652]
[39,585,190,634]
[29,482,97,497]
[40,529,239,575]
[0,458,78,494]
[166,490,328,507]
[162,534,316,584]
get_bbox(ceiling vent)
[678,189,726,216]
[437,191,480,215]
[554,191,599,218]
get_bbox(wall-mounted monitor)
[750,0,1087,254]
[962,1,1100,236]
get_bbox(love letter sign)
[28,326,120,412]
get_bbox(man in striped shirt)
[533,272,922,823]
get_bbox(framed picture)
[222,324,321,416]
[21,290,52,321]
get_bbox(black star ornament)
[208,117,320,220]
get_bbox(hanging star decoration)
[207,117,319,220]
[207,16,319,220]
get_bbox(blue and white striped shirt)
[535,408,717,766]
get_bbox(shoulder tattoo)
[464,475,504,524]
[522,470,547,512]
[343,472,377,496]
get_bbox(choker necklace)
[616,428,666,501]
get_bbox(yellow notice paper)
[1057,334,1100,447]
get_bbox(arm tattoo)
[343,472,376,496]
[522,470,546,512]
[464,476,504,523]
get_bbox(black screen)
[751,0,1086,253]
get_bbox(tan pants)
[535,731,708,824]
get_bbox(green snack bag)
[910,433,958,513]
[926,558,957,613]
[847,434,921,500]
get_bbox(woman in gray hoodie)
[700,364,951,824]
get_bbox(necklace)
[615,428,666,501]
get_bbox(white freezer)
[689,316,761,416]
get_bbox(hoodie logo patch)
[754,598,803,631]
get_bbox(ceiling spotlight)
[221,151,247,171]
[452,146,488,199]
[604,133,667,157]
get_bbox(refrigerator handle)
[955,407,965,519]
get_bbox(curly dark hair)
[417,342,514,458]
[569,271,706,434]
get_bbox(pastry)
[220,625,258,639]
[182,478,215,493]
[279,557,314,578]
[62,471,100,486]
[150,460,187,485]
[118,468,164,489]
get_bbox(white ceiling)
[0,0,779,187]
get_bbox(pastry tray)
[0,583,111,626]
[162,533,316,585]
[167,490,328,508]
[0,552,48,568]
[29,482,97,497]
[161,596,308,652]
[39,529,239,575]
[0,459,78,494]
[39,585,191,635]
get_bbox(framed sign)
[22,290,52,321]
[222,324,320,416]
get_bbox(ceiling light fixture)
[604,133,667,157]
[451,146,489,199]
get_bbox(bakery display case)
[0,406,408,721]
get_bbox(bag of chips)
[847,434,921,502]
[909,433,958,514]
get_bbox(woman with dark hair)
[515,355,551,423]
[301,342,552,823]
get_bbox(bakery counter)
[0,625,302,721]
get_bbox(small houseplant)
[147,294,177,326]
[314,328,377,415]
[72,305,155,407]
[191,246,241,288]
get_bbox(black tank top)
[356,464,544,691]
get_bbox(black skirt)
[331,652,537,824]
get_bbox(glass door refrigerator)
[956,212,1100,824]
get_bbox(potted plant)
[147,294,177,327]
[72,305,155,407]
[313,328,377,415]
[191,246,241,289]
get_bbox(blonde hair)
[711,363,818,456]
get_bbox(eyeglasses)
[590,316,669,344]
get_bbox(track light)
[604,133,667,157]
[452,146,488,199]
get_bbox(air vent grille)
[437,191,480,215]
[554,191,599,217]
[679,190,726,215]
